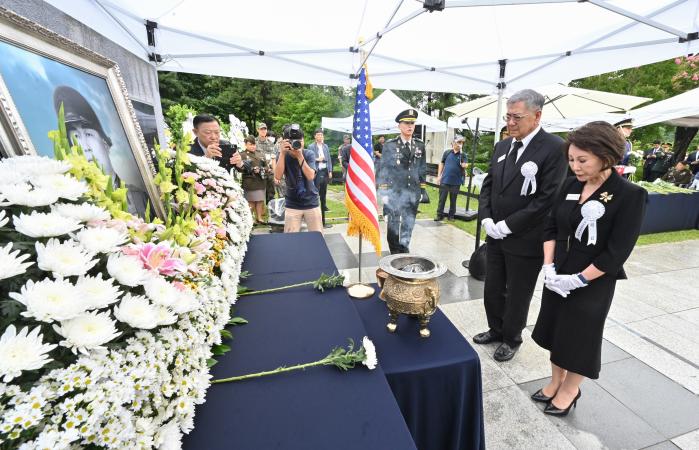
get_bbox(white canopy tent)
[44,0,699,98]
[322,89,446,135]
[446,83,650,132]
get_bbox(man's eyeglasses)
[503,113,530,123]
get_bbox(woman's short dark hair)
[565,121,625,169]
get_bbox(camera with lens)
[218,140,238,170]
[282,123,304,150]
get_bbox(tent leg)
[493,59,507,145]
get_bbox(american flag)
[344,67,381,253]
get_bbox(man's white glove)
[542,263,557,281]
[482,218,505,240]
[495,220,512,237]
[547,273,587,296]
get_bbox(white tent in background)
[627,86,699,127]
[322,90,446,135]
[446,83,650,134]
[45,0,699,97]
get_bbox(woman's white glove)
[542,263,569,298]
[546,273,588,298]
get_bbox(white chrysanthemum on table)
[35,238,98,277]
[0,209,7,227]
[13,211,82,238]
[52,202,111,222]
[0,242,34,281]
[0,168,27,186]
[77,274,122,310]
[107,253,151,287]
[74,226,128,253]
[362,336,378,370]
[0,183,60,207]
[10,278,87,323]
[32,173,88,201]
[171,288,199,314]
[54,311,121,355]
[143,276,178,308]
[113,294,160,329]
[0,325,57,382]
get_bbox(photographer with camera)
[241,135,268,224]
[189,114,250,174]
[274,124,322,233]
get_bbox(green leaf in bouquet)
[239,271,252,280]
[211,344,231,356]
[206,358,218,368]
[220,329,233,340]
[228,317,248,326]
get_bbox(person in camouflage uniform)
[378,109,426,254]
[255,122,277,204]
[661,161,693,186]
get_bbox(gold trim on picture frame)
[0,6,164,218]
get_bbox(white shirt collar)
[509,125,541,160]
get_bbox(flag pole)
[346,50,376,299]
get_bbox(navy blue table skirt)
[353,295,486,450]
[641,191,699,234]
[183,233,416,450]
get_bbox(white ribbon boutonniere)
[575,200,605,245]
[520,161,538,196]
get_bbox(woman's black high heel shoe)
[544,389,582,416]
[531,388,555,403]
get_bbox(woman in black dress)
[531,121,647,416]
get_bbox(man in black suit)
[684,145,699,176]
[473,89,567,362]
[642,140,662,181]
[189,114,249,173]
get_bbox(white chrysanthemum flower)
[362,336,378,370]
[0,209,8,227]
[155,306,178,326]
[143,277,178,307]
[32,173,88,201]
[10,278,86,322]
[156,420,182,450]
[54,311,121,355]
[107,253,150,287]
[0,167,27,186]
[113,294,160,329]
[77,274,122,310]
[74,226,128,253]
[0,242,34,281]
[13,211,82,238]
[171,288,199,314]
[52,202,111,223]
[35,238,98,277]
[0,183,60,207]
[0,155,71,176]
[0,325,57,382]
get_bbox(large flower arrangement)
[0,128,252,449]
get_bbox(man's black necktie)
[504,140,523,180]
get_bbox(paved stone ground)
[316,220,699,450]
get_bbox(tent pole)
[493,59,507,145]
[465,118,479,212]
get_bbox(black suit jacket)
[478,129,566,256]
[544,172,647,280]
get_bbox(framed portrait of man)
[0,7,164,218]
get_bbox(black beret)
[395,108,418,123]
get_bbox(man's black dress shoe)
[493,343,519,362]
[531,388,555,403]
[544,389,582,416]
[472,331,502,345]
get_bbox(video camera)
[282,124,304,150]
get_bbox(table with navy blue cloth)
[183,232,485,450]
[640,191,699,234]
[353,294,486,450]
